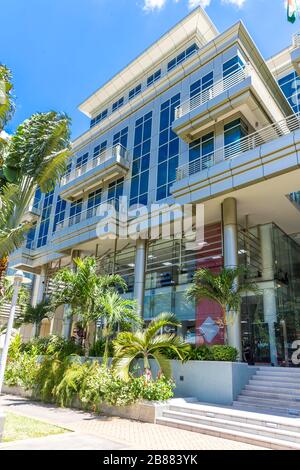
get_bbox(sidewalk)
[0,395,267,450]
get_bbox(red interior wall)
[195,223,225,345]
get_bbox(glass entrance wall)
[242,223,300,366]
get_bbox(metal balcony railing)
[61,144,129,186]
[174,65,251,120]
[54,197,119,233]
[176,112,300,181]
[293,32,300,48]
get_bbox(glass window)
[156,94,180,200]
[87,189,102,218]
[279,72,300,113]
[37,191,54,247]
[130,112,152,206]
[224,118,248,158]
[93,141,107,161]
[223,55,245,78]
[190,72,213,99]
[129,84,142,100]
[69,199,82,227]
[112,97,124,113]
[147,69,161,87]
[76,152,89,170]
[167,43,199,72]
[90,109,108,128]
[53,195,67,233]
[113,127,128,149]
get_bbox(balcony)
[172,113,300,203]
[20,201,42,224]
[51,198,123,251]
[172,64,275,143]
[291,32,300,76]
[60,144,130,202]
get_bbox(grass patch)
[2,413,69,443]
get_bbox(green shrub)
[21,335,84,357]
[210,345,238,362]
[89,339,114,358]
[188,344,212,361]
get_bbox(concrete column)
[31,266,47,338]
[222,198,242,358]
[259,224,278,366]
[134,239,147,318]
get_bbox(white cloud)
[142,0,247,13]
[221,0,246,7]
[188,0,211,9]
[143,0,167,11]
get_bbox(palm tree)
[112,312,190,381]
[186,267,258,342]
[98,291,141,367]
[18,299,53,338]
[0,111,71,287]
[0,65,14,132]
[51,257,127,348]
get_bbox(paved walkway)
[0,395,267,450]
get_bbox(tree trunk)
[35,322,41,338]
[0,256,8,295]
[143,354,151,381]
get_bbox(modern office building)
[9,7,300,365]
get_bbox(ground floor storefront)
[19,193,300,367]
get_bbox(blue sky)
[1,0,298,139]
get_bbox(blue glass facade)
[37,191,54,248]
[156,93,180,200]
[279,72,300,114]
[130,112,152,206]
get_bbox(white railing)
[54,198,118,233]
[61,144,129,186]
[293,32,300,48]
[176,112,300,181]
[175,65,251,120]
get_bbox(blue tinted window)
[113,127,128,148]
[278,72,300,113]
[87,189,102,218]
[37,191,54,247]
[223,55,244,78]
[167,44,199,72]
[93,141,107,161]
[112,97,124,113]
[90,109,108,128]
[189,132,214,170]
[156,93,180,200]
[76,152,89,169]
[69,199,83,227]
[129,84,142,100]
[130,112,152,206]
[53,195,67,233]
[224,118,248,157]
[147,69,161,87]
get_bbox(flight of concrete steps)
[156,367,300,450]
[233,366,300,416]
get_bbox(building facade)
[9,7,300,365]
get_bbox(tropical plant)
[186,267,258,343]
[98,291,141,367]
[21,335,84,357]
[0,64,14,132]
[0,112,71,287]
[18,299,53,337]
[51,257,127,348]
[112,312,190,381]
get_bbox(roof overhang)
[78,7,218,118]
